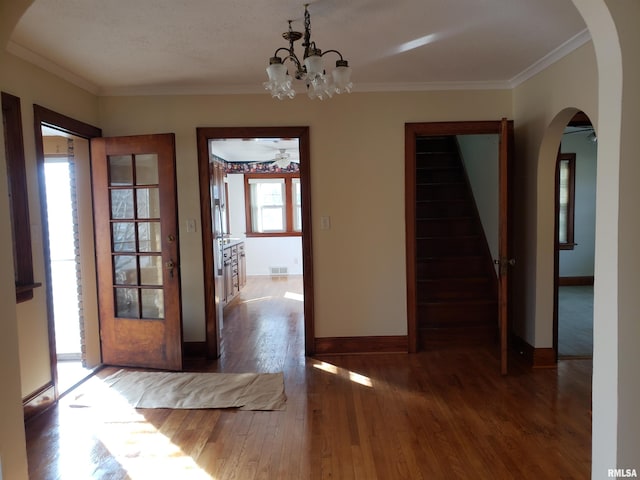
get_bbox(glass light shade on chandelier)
[264,61,296,99]
[263,5,353,100]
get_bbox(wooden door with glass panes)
[91,133,182,370]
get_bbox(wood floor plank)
[25,275,592,479]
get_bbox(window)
[292,177,302,231]
[245,174,301,236]
[557,153,576,250]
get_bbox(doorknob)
[494,258,516,275]
[166,259,175,278]
[494,258,516,266]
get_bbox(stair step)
[418,300,497,327]
[416,217,477,237]
[418,325,498,348]
[416,167,464,183]
[417,236,484,256]
[417,256,489,278]
[416,137,456,153]
[416,200,474,218]
[417,277,496,301]
[417,183,468,201]
[416,154,458,169]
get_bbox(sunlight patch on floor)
[313,360,373,388]
[63,378,214,479]
[284,291,304,302]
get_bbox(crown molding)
[7,41,100,95]
[99,80,512,97]
[8,30,592,98]
[508,28,591,88]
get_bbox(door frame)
[405,120,514,355]
[196,126,314,357]
[33,105,102,398]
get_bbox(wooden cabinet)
[238,243,246,289]
[223,241,246,305]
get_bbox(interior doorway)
[404,120,514,374]
[197,126,314,359]
[554,112,597,359]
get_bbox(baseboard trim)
[23,382,56,421]
[184,341,207,358]
[510,334,557,368]
[314,336,408,355]
[558,276,594,286]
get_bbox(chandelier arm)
[273,47,293,59]
[284,54,304,71]
[320,49,345,61]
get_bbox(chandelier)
[263,4,353,100]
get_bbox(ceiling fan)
[270,148,294,168]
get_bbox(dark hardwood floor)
[25,275,592,479]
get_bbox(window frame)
[244,172,302,237]
[556,152,576,250]
[2,91,41,302]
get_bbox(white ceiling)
[211,138,300,163]
[9,0,588,96]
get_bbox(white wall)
[512,41,598,347]
[457,134,499,269]
[559,130,597,278]
[226,173,303,276]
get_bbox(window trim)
[2,91,41,302]
[557,152,576,250]
[244,172,302,237]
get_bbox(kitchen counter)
[223,238,244,248]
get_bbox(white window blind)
[248,178,286,232]
[292,177,302,231]
[558,159,569,244]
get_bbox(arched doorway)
[553,111,597,360]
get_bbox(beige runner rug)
[94,369,286,411]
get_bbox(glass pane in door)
[142,289,164,319]
[135,154,159,185]
[138,222,161,252]
[109,155,133,185]
[115,288,139,318]
[111,189,134,219]
[136,188,160,218]
[108,154,164,320]
[112,222,136,252]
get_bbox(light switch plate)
[320,216,331,230]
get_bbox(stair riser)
[418,303,497,327]
[418,327,498,348]
[416,168,463,183]
[417,258,488,278]
[416,218,477,237]
[416,202,473,218]
[417,282,495,301]
[416,137,455,152]
[417,238,483,256]
[417,184,468,201]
